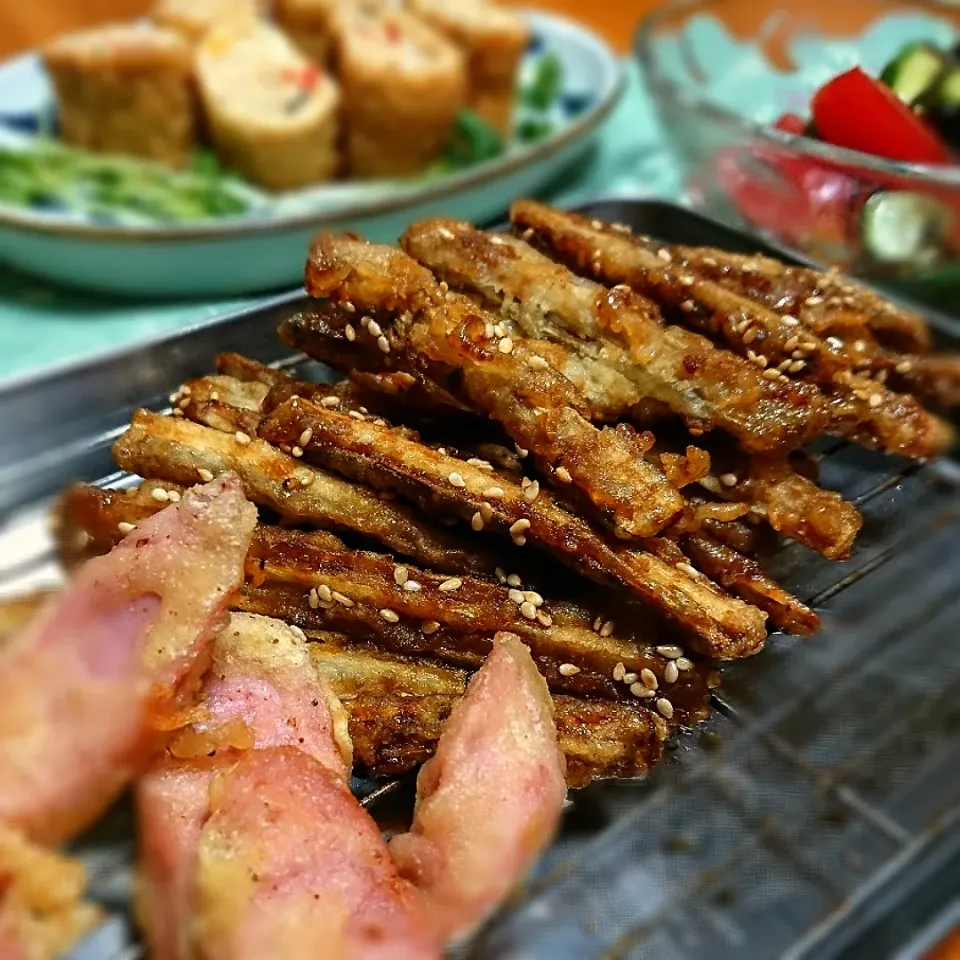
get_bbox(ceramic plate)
[0,10,622,297]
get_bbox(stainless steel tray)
[3,199,960,960]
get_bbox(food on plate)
[139,614,563,956]
[0,823,101,960]
[406,0,530,135]
[42,23,196,168]
[152,0,266,45]
[336,7,467,178]
[196,19,341,190]
[0,475,255,845]
[275,0,384,68]
[389,632,566,941]
[138,613,439,960]
[508,201,953,458]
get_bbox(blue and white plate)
[0,10,623,297]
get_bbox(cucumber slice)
[860,190,951,267]
[921,64,960,148]
[880,42,947,105]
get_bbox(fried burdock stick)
[302,233,687,540]
[308,633,673,788]
[509,200,952,458]
[259,396,769,659]
[56,484,715,722]
[112,410,502,578]
[398,219,828,454]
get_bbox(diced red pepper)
[279,64,321,91]
[385,21,402,44]
[774,112,807,135]
[811,66,951,165]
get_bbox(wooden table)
[0,1,639,59]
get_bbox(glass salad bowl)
[635,0,960,314]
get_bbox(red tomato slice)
[811,67,951,165]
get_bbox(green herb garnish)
[522,52,564,111]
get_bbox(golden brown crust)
[259,396,769,659]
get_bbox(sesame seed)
[403,581,422,593]
[524,591,544,607]
[559,663,581,677]
[516,446,529,458]
[422,621,440,635]
[600,619,615,637]
[896,359,913,373]
[344,324,356,341]
[631,682,655,699]
[439,578,462,592]
[622,672,638,684]
[348,411,366,421]
[235,431,251,445]
[529,355,549,370]
[439,281,449,293]
[681,300,695,312]
[777,359,793,373]
[485,323,495,338]
[656,645,684,658]
[308,588,320,609]
[393,566,408,586]
[198,468,214,482]
[640,668,658,689]
[317,584,333,603]
[332,591,353,607]
[762,368,780,380]
[676,561,699,578]
[868,393,883,408]
[299,428,313,447]
[508,588,525,603]
[520,601,538,619]
[781,315,799,327]
[801,341,817,351]
[720,473,738,487]
[437,448,447,456]
[656,698,675,719]
[167,490,181,503]
[479,502,494,523]
[498,337,514,354]
[466,458,490,469]
[377,336,390,353]
[178,396,191,409]
[805,295,823,306]
[117,521,136,534]
[292,446,304,458]
[657,249,672,262]
[789,360,806,373]
[380,608,399,623]
[555,466,573,484]
[344,301,356,313]
[507,574,522,587]
[827,336,843,349]
[483,486,504,499]
[680,275,695,287]
[366,319,383,339]
[172,408,184,417]
[784,335,799,352]
[537,611,553,627]
[151,487,169,503]
[523,480,540,503]
[321,396,340,408]
[448,472,466,488]
[509,519,531,537]
[613,662,626,681]
[742,327,758,344]
[594,616,604,632]
[664,661,679,683]
[676,657,694,671]
[471,512,484,531]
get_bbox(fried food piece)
[389,633,566,942]
[303,233,687,540]
[172,374,269,436]
[56,487,714,720]
[508,201,952,459]
[113,410,500,577]
[260,397,768,659]
[138,612,439,960]
[0,824,102,960]
[215,352,295,388]
[680,533,819,635]
[668,244,932,355]
[399,219,828,454]
[0,476,256,845]
[307,634,667,786]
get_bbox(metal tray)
[3,199,960,960]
